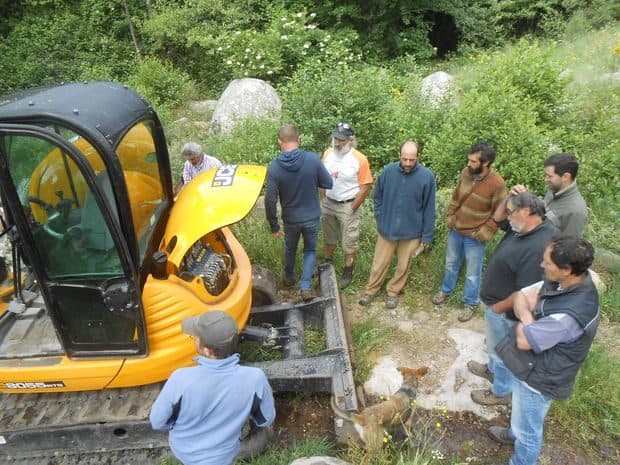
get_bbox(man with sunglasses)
[321,121,373,289]
[468,192,556,407]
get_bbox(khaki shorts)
[321,197,361,254]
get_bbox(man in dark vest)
[489,235,599,465]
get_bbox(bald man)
[359,141,436,309]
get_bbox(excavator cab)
[0,82,263,391]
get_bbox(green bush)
[126,57,195,111]
[0,2,139,94]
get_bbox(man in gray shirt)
[511,153,587,237]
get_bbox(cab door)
[0,125,146,362]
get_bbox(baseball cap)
[332,121,355,140]
[181,310,238,347]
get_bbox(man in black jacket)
[489,235,599,465]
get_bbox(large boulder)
[420,71,455,107]
[289,457,352,465]
[210,78,281,134]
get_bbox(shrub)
[126,57,195,111]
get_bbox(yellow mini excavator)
[0,82,357,460]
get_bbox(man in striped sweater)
[432,141,506,322]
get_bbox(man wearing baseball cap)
[321,121,373,289]
[150,311,275,465]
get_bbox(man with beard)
[469,192,557,407]
[359,141,436,309]
[321,121,373,289]
[510,153,587,237]
[432,141,506,322]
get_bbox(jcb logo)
[3,381,65,389]
[212,165,238,187]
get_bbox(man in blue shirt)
[265,124,333,301]
[359,140,436,309]
[150,311,275,465]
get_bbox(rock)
[189,99,218,114]
[420,71,455,107]
[600,71,620,82]
[363,356,402,396]
[210,78,281,134]
[594,248,620,273]
[289,456,352,465]
[192,121,210,130]
[589,270,607,293]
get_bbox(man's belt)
[329,197,355,204]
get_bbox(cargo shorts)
[321,197,361,254]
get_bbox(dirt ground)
[272,290,619,465]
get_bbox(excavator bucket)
[244,262,359,424]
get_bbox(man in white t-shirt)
[321,122,373,289]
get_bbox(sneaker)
[467,360,494,383]
[431,290,449,305]
[340,266,354,289]
[385,295,399,309]
[300,289,315,302]
[282,276,296,288]
[458,304,478,322]
[487,426,516,445]
[359,293,375,306]
[471,389,511,406]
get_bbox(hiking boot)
[385,295,399,309]
[340,266,354,289]
[300,289,315,302]
[458,304,478,322]
[467,360,494,383]
[471,389,512,406]
[359,293,375,306]
[487,426,516,445]
[282,276,296,289]
[431,290,449,305]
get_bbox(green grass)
[237,436,335,464]
[549,344,620,448]
[351,312,394,384]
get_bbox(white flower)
[310,13,316,18]
[226,60,232,65]
[267,70,273,75]
[296,12,303,17]
[260,64,265,69]
[256,54,262,60]
[217,47,223,51]
[303,42,311,49]
[281,17,286,21]
[307,24,316,29]
[245,48,250,53]
[281,35,288,40]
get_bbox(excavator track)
[0,383,169,461]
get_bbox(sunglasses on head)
[337,122,352,130]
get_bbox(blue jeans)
[440,229,486,306]
[485,306,516,397]
[508,377,552,465]
[283,219,319,291]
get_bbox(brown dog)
[332,366,428,449]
